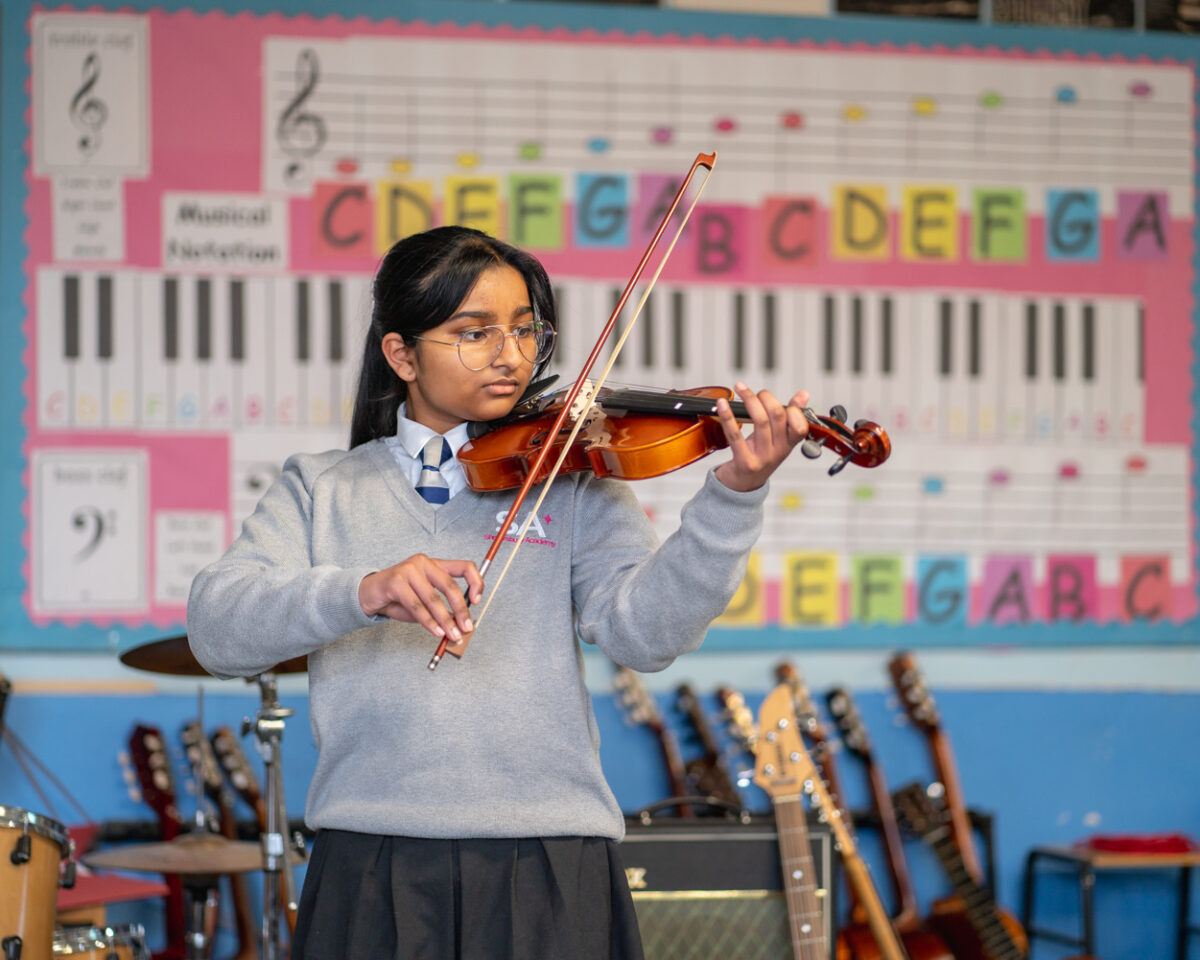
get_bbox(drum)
[53,924,149,959]
[0,805,74,960]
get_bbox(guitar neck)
[864,756,920,927]
[922,824,1022,960]
[773,795,830,960]
[926,729,984,883]
[803,770,911,960]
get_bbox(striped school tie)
[415,436,452,504]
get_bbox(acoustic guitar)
[756,684,911,960]
[887,652,1031,960]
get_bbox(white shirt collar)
[393,404,471,460]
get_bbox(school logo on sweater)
[487,510,556,548]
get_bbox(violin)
[458,383,891,493]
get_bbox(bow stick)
[428,151,717,670]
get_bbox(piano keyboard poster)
[15,7,1198,650]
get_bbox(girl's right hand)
[358,555,483,645]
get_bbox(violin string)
[471,163,716,633]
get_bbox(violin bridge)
[569,379,600,422]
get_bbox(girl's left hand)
[712,383,810,493]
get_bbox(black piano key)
[196,278,212,362]
[229,280,245,362]
[732,291,746,372]
[880,296,893,375]
[1053,302,1066,381]
[296,280,310,364]
[671,290,685,371]
[164,277,179,361]
[1081,303,1094,381]
[968,299,981,378]
[763,292,776,373]
[63,275,80,360]
[822,294,836,374]
[329,280,344,363]
[641,289,655,368]
[939,298,953,377]
[851,295,863,375]
[97,275,113,360]
[1024,301,1038,380]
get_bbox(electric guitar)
[613,666,695,818]
[181,722,257,960]
[127,723,188,960]
[755,684,911,960]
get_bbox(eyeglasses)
[412,320,556,371]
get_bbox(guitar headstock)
[128,723,182,826]
[210,725,263,813]
[776,661,830,747]
[180,721,226,808]
[614,666,665,734]
[825,686,873,761]
[715,686,758,757]
[753,685,819,801]
[888,650,941,733]
[891,782,951,841]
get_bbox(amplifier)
[619,815,837,960]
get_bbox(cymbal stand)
[244,672,299,960]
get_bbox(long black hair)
[349,226,558,448]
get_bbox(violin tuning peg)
[801,439,824,460]
[828,405,848,423]
[854,419,871,429]
[828,454,852,476]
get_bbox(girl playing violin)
[187,225,811,960]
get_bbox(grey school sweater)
[187,439,766,840]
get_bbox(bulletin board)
[3,0,1197,651]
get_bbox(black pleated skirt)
[291,830,646,960]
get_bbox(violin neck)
[600,388,749,421]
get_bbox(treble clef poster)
[5,2,1199,651]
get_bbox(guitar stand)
[183,873,220,960]
[244,671,302,960]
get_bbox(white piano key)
[971,295,1004,442]
[69,271,104,427]
[885,289,914,435]
[270,277,305,428]
[138,274,170,428]
[1029,297,1058,442]
[940,293,970,441]
[198,276,234,429]
[910,290,942,440]
[36,268,72,427]
[233,277,271,429]
[104,272,139,427]
[1113,297,1145,443]
[304,277,338,430]
[1000,295,1028,441]
[1056,299,1088,443]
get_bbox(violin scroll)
[799,405,891,476]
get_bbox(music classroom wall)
[4,0,1199,652]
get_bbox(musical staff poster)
[9,4,1198,650]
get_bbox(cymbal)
[120,634,307,676]
[83,832,263,875]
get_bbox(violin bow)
[428,150,717,669]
